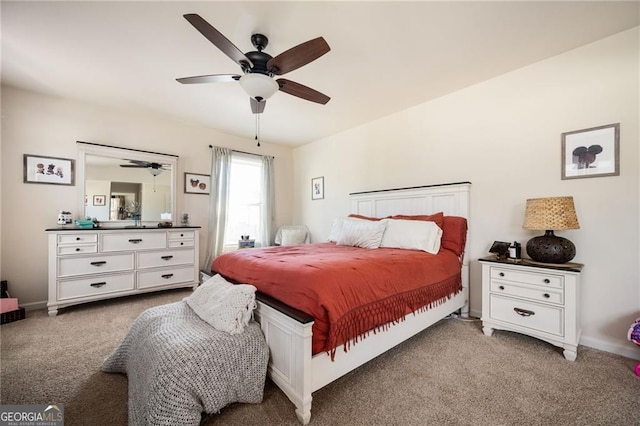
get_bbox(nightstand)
[479,257,583,361]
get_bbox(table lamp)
[522,196,580,264]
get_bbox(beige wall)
[293,28,639,358]
[0,85,294,307]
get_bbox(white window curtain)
[204,146,232,269]
[258,155,275,247]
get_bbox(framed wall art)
[561,123,620,180]
[184,172,210,194]
[93,195,106,206]
[311,176,324,200]
[23,154,75,185]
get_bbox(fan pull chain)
[255,113,261,147]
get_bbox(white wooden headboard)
[350,182,470,220]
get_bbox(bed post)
[255,300,314,424]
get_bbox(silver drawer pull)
[514,307,535,317]
[543,278,550,284]
[161,255,174,260]
[90,261,107,266]
[128,239,143,244]
[161,273,174,279]
[90,282,107,288]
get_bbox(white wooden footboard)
[255,282,468,424]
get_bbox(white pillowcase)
[185,274,256,334]
[328,217,345,242]
[281,228,308,245]
[380,218,443,254]
[336,217,387,249]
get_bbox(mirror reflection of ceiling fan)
[176,13,331,114]
[120,160,169,176]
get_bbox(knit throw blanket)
[101,301,269,425]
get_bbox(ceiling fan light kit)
[239,73,279,101]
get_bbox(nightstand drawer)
[491,267,563,289]
[490,294,564,337]
[490,281,564,304]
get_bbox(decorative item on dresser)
[522,196,580,264]
[46,227,200,316]
[479,256,583,361]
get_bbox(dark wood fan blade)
[277,79,330,104]
[183,14,253,69]
[250,98,266,114]
[176,74,241,84]
[267,37,330,75]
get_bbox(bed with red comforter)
[212,216,466,358]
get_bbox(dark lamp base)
[526,230,576,264]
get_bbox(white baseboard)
[580,336,640,361]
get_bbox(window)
[224,154,263,249]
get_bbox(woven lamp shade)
[523,196,580,231]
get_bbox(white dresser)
[479,257,583,361]
[47,226,200,316]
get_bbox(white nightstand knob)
[514,307,535,317]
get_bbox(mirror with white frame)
[77,142,178,225]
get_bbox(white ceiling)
[2,1,638,147]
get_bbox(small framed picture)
[23,154,75,185]
[185,172,210,194]
[311,176,324,200]
[93,195,106,206]
[561,123,620,180]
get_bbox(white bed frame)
[254,182,471,424]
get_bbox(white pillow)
[185,274,256,334]
[336,218,387,249]
[380,218,443,254]
[281,228,308,245]
[328,217,345,242]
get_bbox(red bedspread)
[212,243,462,358]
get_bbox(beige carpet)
[2,289,639,425]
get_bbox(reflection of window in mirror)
[80,148,176,223]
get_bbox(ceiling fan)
[120,160,169,176]
[176,13,331,114]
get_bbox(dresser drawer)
[490,281,564,304]
[58,253,135,278]
[491,267,563,289]
[168,239,194,248]
[137,266,196,289]
[58,233,98,245]
[101,232,166,252]
[169,230,195,241]
[490,294,564,337]
[58,244,98,256]
[58,273,135,300]
[137,249,195,269]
